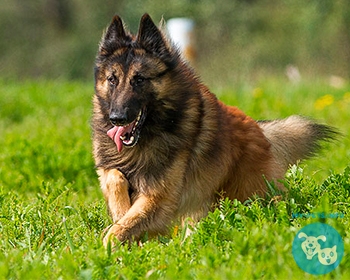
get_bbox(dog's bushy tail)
[258,116,338,170]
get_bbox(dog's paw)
[103,224,129,248]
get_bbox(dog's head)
[298,232,326,259]
[94,14,186,152]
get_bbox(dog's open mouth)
[306,247,316,256]
[107,108,146,152]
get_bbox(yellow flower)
[314,94,334,110]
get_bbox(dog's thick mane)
[94,15,213,187]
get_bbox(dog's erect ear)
[99,15,127,55]
[105,15,126,41]
[137,14,169,57]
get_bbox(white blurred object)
[285,65,301,83]
[329,75,346,89]
[167,18,195,64]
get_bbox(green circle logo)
[292,223,344,275]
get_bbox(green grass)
[0,78,349,279]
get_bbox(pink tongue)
[107,123,134,152]
[107,126,124,152]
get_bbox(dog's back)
[213,106,337,203]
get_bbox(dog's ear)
[137,14,170,58]
[99,15,127,55]
[317,235,327,242]
[105,15,126,41]
[298,232,308,239]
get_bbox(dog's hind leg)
[97,168,131,223]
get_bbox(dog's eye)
[107,75,118,86]
[132,75,146,87]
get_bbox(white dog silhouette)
[298,232,326,260]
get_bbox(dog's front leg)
[97,168,131,223]
[103,192,176,246]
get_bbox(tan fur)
[92,14,337,244]
[97,169,131,223]
[259,116,327,170]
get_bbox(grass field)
[0,78,349,279]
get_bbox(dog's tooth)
[136,112,141,121]
[120,135,126,140]
[130,136,135,143]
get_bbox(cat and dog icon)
[298,232,337,265]
[292,222,344,275]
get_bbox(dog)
[92,14,337,244]
[298,232,326,260]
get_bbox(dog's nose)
[109,111,128,126]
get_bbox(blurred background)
[1,0,349,88]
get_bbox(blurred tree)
[0,0,349,85]
[45,0,72,31]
